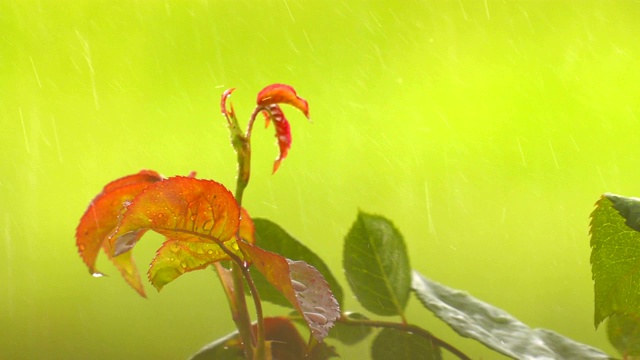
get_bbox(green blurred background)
[2,0,640,358]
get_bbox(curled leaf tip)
[75,171,163,272]
[261,105,292,174]
[257,83,310,119]
[221,88,236,118]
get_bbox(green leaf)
[605,193,640,232]
[328,312,373,345]
[250,218,344,308]
[412,271,611,359]
[371,328,442,360]
[343,212,411,316]
[188,331,244,360]
[590,194,640,327]
[608,313,640,358]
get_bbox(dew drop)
[92,272,104,278]
[78,244,85,251]
[180,262,187,268]
[291,280,307,292]
[304,312,328,325]
[190,215,196,221]
[207,249,214,255]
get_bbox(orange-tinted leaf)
[149,239,236,291]
[256,83,310,119]
[239,207,256,244]
[238,241,340,341]
[76,170,164,295]
[109,176,242,291]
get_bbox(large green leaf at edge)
[343,212,411,316]
[249,218,344,308]
[608,313,640,358]
[412,271,611,359]
[590,193,640,327]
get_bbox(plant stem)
[231,261,256,359]
[337,315,471,360]
[209,238,261,359]
[240,265,265,360]
[233,107,269,360]
[233,135,250,207]
[222,95,270,360]
[207,239,255,359]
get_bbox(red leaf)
[255,84,309,173]
[75,170,164,296]
[238,241,340,341]
[263,317,308,360]
[262,104,292,173]
[108,176,243,291]
[190,317,337,359]
[257,83,310,119]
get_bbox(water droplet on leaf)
[291,279,307,292]
[304,312,328,325]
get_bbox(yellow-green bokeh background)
[2,1,640,358]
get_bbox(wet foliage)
[76,85,620,359]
